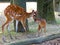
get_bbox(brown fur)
[33,13,46,33]
[2,4,35,32]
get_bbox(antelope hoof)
[38,34,40,37]
[2,36,7,42]
[36,33,40,37]
[24,27,26,32]
[10,35,13,40]
[24,29,26,32]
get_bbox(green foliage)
[37,0,56,23]
[46,2,55,22]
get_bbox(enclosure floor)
[0,24,60,45]
[32,38,60,45]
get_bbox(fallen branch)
[7,33,60,45]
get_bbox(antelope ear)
[32,10,34,12]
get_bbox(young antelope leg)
[37,25,41,37]
[44,26,46,33]
[2,21,9,42]
[14,20,19,39]
[16,20,18,32]
[7,24,13,40]
[23,22,26,32]
[21,20,26,32]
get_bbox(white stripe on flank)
[16,20,18,32]
[16,14,21,16]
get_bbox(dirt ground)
[0,12,60,45]
[32,38,60,45]
[3,33,60,45]
[0,24,60,45]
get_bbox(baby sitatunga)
[33,12,46,36]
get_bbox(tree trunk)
[13,0,37,32]
[37,0,56,24]
[11,0,29,32]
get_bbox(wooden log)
[7,33,60,45]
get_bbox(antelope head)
[32,10,38,18]
[26,10,36,18]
